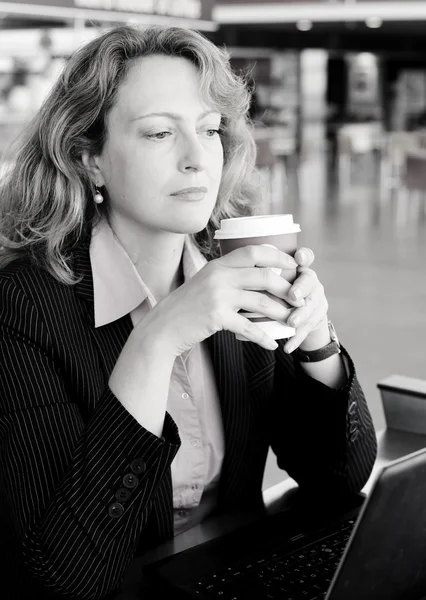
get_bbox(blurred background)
[1,0,425,488]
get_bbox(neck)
[109,217,186,302]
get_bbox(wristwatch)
[292,320,341,363]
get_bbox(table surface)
[116,427,426,599]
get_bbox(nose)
[178,134,207,173]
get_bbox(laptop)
[142,447,426,600]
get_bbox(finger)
[235,267,294,303]
[287,269,319,303]
[285,296,328,341]
[236,290,294,323]
[294,247,315,268]
[283,325,311,353]
[225,311,279,351]
[285,306,332,354]
[217,245,298,271]
[286,300,316,329]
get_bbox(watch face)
[328,321,340,345]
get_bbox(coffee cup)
[214,214,301,342]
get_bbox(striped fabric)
[0,239,377,600]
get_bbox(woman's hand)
[282,247,330,354]
[135,244,300,357]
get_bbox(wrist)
[136,329,177,365]
[293,319,341,365]
[299,316,330,351]
[133,314,178,362]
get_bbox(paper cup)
[214,214,301,341]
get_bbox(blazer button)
[350,430,360,442]
[130,459,146,475]
[123,473,139,489]
[349,421,359,434]
[108,502,124,519]
[115,488,131,502]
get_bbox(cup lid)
[214,214,301,240]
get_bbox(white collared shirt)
[90,219,225,535]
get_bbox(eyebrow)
[130,110,221,122]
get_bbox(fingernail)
[267,340,279,350]
[298,250,306,262]
[285,342,295,353]
[292,287,303,300]
[291,316,300,327]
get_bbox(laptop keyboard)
[192,518,356,600]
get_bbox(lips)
[170,186,208,196]
[170,186,208,202]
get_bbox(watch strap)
[292,340,341,363]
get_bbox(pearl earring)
[94,187,104,204]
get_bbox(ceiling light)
[365,16,383,28]
[296,19,313,31]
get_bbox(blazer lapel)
[206,330,251,507]
[72,238,174,540]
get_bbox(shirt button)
[191,439,199,447]
[115,488,131,502]
[130,459,146,475]
[178,510,187,517]
[122,473,139,489]
[182,393,189,400]
[191,484,198,490]
[108,502,124,519]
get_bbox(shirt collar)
[90,218,207,328]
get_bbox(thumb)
[294,247,315,267]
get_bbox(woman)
[0,24,377,600]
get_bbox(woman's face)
[95,54,224,236]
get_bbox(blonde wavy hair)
[0,24,261,284]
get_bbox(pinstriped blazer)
[0,238,377,600]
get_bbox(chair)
[395,148,426,225]
[254,128,296,213]
[255,136,276,169]
[377,374,426,435]
[379,131,422,190]
[403,149,426,192]
[336,121,384,187]
[414,128,426,149]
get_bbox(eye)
[146,131,172,140]
[204,129,220,137]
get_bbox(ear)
[82,151,105,187]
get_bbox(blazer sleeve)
[269,340,378,497]
[0,276,180,599]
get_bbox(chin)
[168,207,214,234]
[171,219,210,235]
